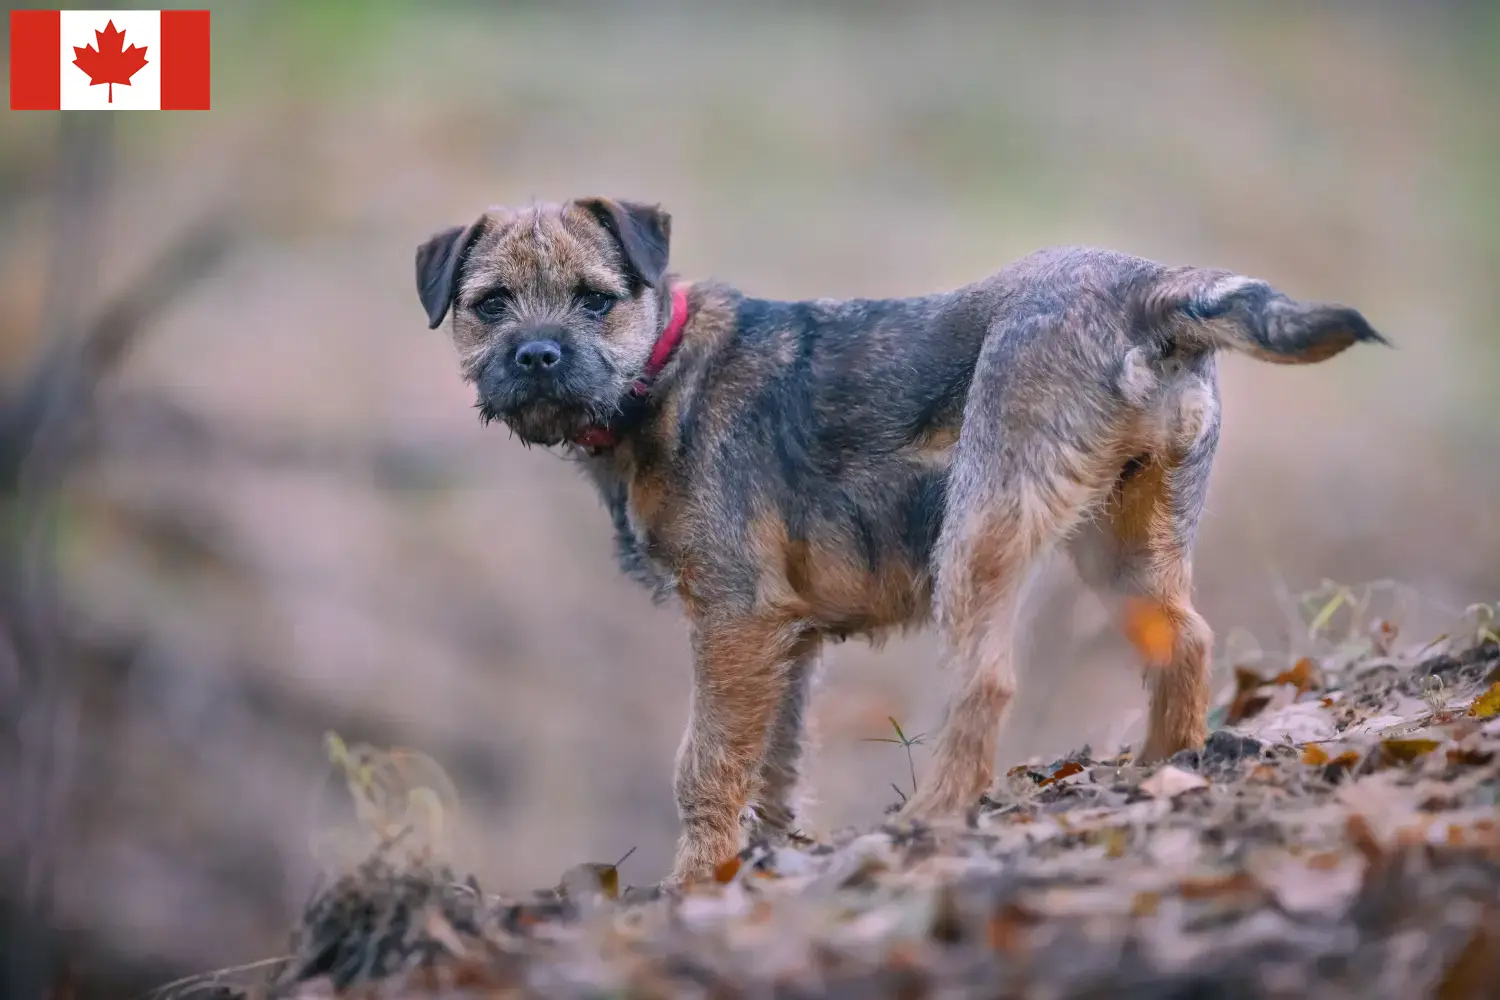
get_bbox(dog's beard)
[484,399,589,447]
[478,382,624,447]
[469,344,629,447]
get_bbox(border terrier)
[415,198,1384,883]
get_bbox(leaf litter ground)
[171,626,1500,1000]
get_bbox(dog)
[415,198,1384,883]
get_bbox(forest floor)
[168,610,1500,1000]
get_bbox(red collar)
[572,283,689,452]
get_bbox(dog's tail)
[1138,266,1388,365]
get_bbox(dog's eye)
[474,292,510,321]
[578,291,616,317]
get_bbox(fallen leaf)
[1378,738,1442,767]
[1100,827,1128,858]
[1177,871,1260,901]
[1467,682,1500,720]
[1226,666,1271,724]
[1324,750,1362,777]
[1247,764,1279,783]
[557,862,620,901]
[1251,853,1364,918]
[986,902,1036,955]
[1130,891,1160,917]
[1239,701,1339,744]
[1037,761,1085,788]
[1271,657,1319,696]
[1447,747,1496,767]
[1301,744,1331,766]
[1140,765,1208,799]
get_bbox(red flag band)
[10,9,210,110]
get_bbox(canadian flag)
[10,9,209,110]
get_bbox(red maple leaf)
[72,20,149,104]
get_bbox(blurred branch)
[0,218,234,494]
[0,113,238,1000]
[96,394,480,492]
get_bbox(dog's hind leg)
[1069,367,1221,762]
[900,318,1130,822]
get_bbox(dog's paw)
[896,786,970,825]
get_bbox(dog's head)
[415,198,672,446]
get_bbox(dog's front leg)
[670,615,801,884]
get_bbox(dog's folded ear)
[416,220,484,329]
[576,198,671,290]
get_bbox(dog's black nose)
[514,339,563,372]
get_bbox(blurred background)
[2,0,1497,995]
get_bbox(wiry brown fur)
[415,199,1386,883]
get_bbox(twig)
[142,955,290,1000]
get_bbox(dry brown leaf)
[1130,891,1160,917]
[1447,746,1496,766]
[1378,738,1442,767]
[1177,871,1261,902]
[1324,750,1362,777]
[1225,666,1272,724]
[1272,657,1319,696]
[1038,761,1085,788]
[986,902,1036,955]
[1097,827,1128,859]
[1467,682,1500,720]
[1141,765,1208,799]
[1302,744,1331,766]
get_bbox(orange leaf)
[1037,760,1085,788]
[1177,872,1260,901]
[986,902,1036,954]
[1123,598,1176,668]
[1272,657,1319,695]
[1327,750,1362,773]
[1301,744,1331,766]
